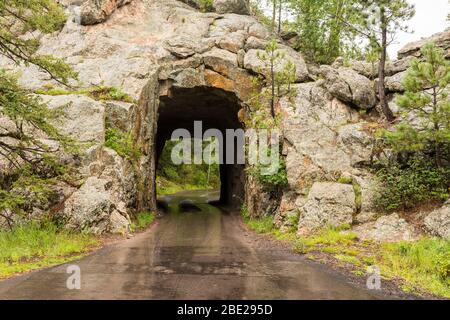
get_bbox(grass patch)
[131,211,155,232]
[335,254,363,266]
[35,86,135,103]
[377,238,450,298]
[241,206,275,235]
[245,216,275,234]
[294,226,357,250]
[0,221,97,278]
[156,176,213,195]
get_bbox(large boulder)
[424,202,450,239]
[60,177,130,234]
[350,56,414,79]
[398,28,450,59]
[202,48,238,78]
[353,213,419,242]
[213,0,249,15]
[320,65,377,109]
[245,176,281,218]
[43,95,105,144]
[216,31,246,53]
[80,0,133,25]
[179,0,249,15]
[297,182,356,235]
[384,70,408,93]
[337,123,374,167]
[244,47,309,82]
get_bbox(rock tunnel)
[156,85,245,207]
[133,74,248,213]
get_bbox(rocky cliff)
[0,0,448,240]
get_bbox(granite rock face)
[320,65,377,109]
[353,213,419,242]
[297,182,356,235]
[424,201,450,239]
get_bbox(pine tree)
[385,43,450,167]
[288,0,360,64]
[254,39,296,119]
[0,1,77,227]
[348,0,415,121]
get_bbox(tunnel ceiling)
[157,86,243,141]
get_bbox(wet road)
[0,190,381,299]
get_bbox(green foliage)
[375,44,450,210]
[338,176,353,184]
[198,0,214,12]
[335,254,363,266]
[244,40,293,193]
[288,0,361,64]
[0,0,76,84]
[248,158,288,189]
[0,70,77,226]
[0,1,79,227]
[375,156,449,210]
[379,238,450,298]
[132,211,155,231]
[105,128,140,160]
[245,216,275,234]
[286,210,300,230]
[86,86,135,103]
[240,204,250,220]
[385,43,450,165]
[156,140,220,195]
[246,39,296,126]
[0,220,97,278]
[351,0,415,39]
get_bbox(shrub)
[105,128,140,160]
[375,156,449,210]
[198,0,214,12]
[88,86,134,103]
[248,159,289,189]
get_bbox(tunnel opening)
[155,85,245,209]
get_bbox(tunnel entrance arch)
[131,65,256,213]
[156,85,245,208]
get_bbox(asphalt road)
[0,190,381,300]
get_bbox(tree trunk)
[278,0,282,34]
[378,13,395,122]
[272,0,276,32]
[270,51,275,118]
[432,87,441,167]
